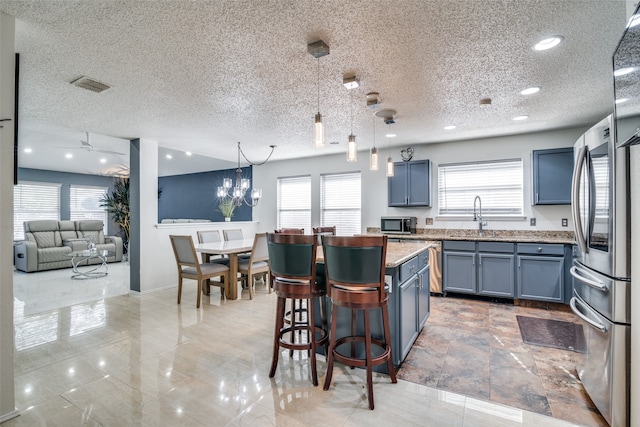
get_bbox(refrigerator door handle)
[570,296,607,332]
[571,145,588,254]
[570,265,608,292]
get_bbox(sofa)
[14,220,124,272]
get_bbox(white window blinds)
[438,159,523,216]
[14,182,61,240]
[277,175,311,232]
[321,172,361,236]
[70,185,108,228]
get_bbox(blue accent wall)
[158,166,253,222]
[17,168,120,235]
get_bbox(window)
[13,182,61,240]
[438,159,523,216]
[321,172,361,235]
[70,185,108,229]
[277,175,311,232]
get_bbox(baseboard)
[0,409,20,423]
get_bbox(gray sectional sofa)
[14,220,123,272]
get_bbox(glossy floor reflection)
[9,265,583,426]
[398,295,608,427]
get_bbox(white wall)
[253,125,590,233]
[0,11,17,423]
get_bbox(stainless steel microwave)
[381,217,417,234]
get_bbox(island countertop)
[365,228,575,245]
[317,240,435,269]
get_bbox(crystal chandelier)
[216,142,275,207]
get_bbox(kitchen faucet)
[473,195,485,236]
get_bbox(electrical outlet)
[425,217,433,225]
[530,218,536,226]
[562,218,568,227]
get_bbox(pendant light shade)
[347,134,357,162]
[370,147,379,170]
[313,113,325,148]
[386,156,394,177]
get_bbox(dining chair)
[274,228,305,234]
[321,235,396,410]
[266,232,327,386]
[196,230,230,266]
[223,228,244,241]
[169,235,229,308]
[238,233,270,299]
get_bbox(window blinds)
[13,182,61,240]
[70,185,108,228]
[438,159,523,216]
[277,175,311,232]
[320,172,361,236]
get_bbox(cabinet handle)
[535,193,539,204]
[537,247,542,253]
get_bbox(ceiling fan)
[59,131,126,155]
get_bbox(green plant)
[100,178,130,245]
[218,198,236,218]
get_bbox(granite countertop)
[317,240,434,269]
[365,228,575,245]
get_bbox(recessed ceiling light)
[23,147,32,153]
[166,154,172,159]
[533,36,563,51]
[65,153,73,159]
[185,151,192,156]
[444,125,456,130]
[614,67,635,77]
[520,86,541,95]
[100,158,107,163]
[616,98,629,104]
[512,115,529,121]
[385,133,397,138]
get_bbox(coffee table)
[66,250,114,279]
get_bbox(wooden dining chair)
[169,235,229,308]
[223,228,244,241]
[196,230,230,265]
[238,233,270,299]
[275,228,305,234]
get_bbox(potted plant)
[100,177,130,252]
[218,198,236,221]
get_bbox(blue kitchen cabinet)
[532,147,573,205]
[398,273,420,362]
[417,251,431,329]
[442,241,476,294]
[516,243,565,302]
[388,160,431,207]
[478,242,515,297]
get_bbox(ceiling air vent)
[70,76,111,93]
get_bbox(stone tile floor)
[397,294,608,427]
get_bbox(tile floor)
[6,263,592,426]
[398,295,608,427]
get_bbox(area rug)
[516,315,587,353]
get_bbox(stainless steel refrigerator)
[570,114,631,427]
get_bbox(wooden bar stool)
[267,233,328,386]
[321,235,396,409]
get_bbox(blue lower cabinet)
[399,274,420,362]
[443,250,476,294]
[517,254,565,302]
[478,253,515,297]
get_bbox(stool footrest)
[277,324,328,351]
[332,336,392,368]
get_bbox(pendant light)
[346,80,358,162]
[386,122,394,177]
[370,114,378,171]
[308,41,329,148]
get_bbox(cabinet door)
[388,162,408,206]
[443,251,476,294]
[407,160,431,206]
[417,265,430,329]
[478,253,515,297]
[517,255,564,302]
[398,274,419,362]
[532,147,573,205]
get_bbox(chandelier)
[216,141,275,207]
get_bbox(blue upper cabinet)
[388,160,431,207]
[532,147,573,205]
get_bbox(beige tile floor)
[7,263,583,426]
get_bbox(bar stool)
[321,235,396,409]
[267,233,328,386]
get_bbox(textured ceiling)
[0,0,630,176]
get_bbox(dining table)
[196,238,254,300]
